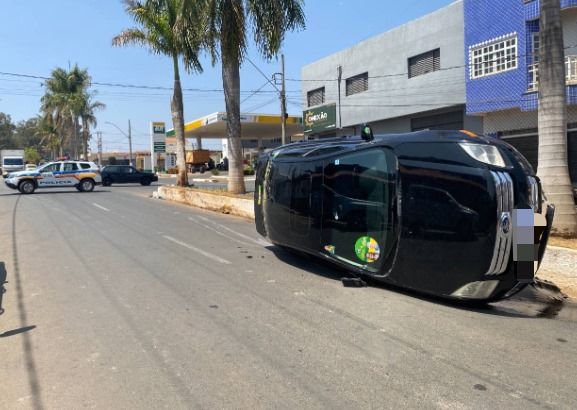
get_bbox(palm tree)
[538,0,577,236]
[113,0,204,187]
[41,65,92,159]
[203,0,306,194]
[77,92,106,160]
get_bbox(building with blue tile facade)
[464,0,577,176]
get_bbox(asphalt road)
[1,180,576,409]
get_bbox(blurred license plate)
[512,208,547,282]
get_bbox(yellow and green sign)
[303,103,336,134]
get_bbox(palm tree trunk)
[82,117,88,160]
[71,111,79,160]
[538,0,577,236]
[222,50,246,195]
[171,54,188,187]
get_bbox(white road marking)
[93,203,110,212]
[193,215,270,246]
[162,235,232,264]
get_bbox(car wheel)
[18,180,36,194]
[102,177,112,186]
[141,178,151,186]
[79,179,95,192]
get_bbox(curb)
[156,185,254,219]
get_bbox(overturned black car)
[254,129,554,302]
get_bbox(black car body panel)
[101,165,158,186]
[254,130,554,302]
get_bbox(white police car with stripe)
[4,161,102,194]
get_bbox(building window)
[527,31,577,91]
[345,72,368,96]
[470,35,518,79]
[307,87,325,107]
[528,33,540,91]
[408,49,440,78]
[531,32,540,64]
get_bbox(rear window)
[63,163,79,171]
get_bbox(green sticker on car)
[354,236,380,263]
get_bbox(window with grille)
[345,72,368,96]
[408,49,440,78]
[532,33,540,64]
[307,87,325,107]
[528,33,540,91]
[470,35,517,79]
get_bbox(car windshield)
[4,158,24,166]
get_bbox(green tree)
[538,0,577,236]
[113,0,204,187]
[203,0,305,194]
[14,118,41,148]
[0,112,16,149]
[24,147,41,165]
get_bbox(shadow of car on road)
[266,245,577,320]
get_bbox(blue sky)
[0,0,456,152]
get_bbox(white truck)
[1,149,25,177]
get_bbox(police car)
[4,160,102,194]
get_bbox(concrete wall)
[301,1,465,133]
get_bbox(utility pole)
[280,54,287,145]
[105,120,133,166]
[337,65,342,130]
[128,119,133,166]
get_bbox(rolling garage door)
[501,135,538,172]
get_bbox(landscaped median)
[155,185,254,219]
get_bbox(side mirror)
[361,124,374,141]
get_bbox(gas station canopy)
[166,112,303,139]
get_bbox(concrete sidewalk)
[537,246,577,299]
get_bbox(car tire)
[18,180,35,194]
[79,179,95,192]
[102,177,112,186]
[141,178,151,186]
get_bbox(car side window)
[79,163,90,169]
[64,163,78,171]
[42,163,60,173]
